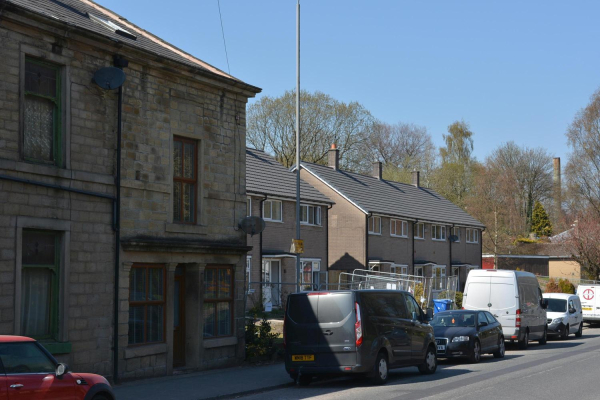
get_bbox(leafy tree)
[431,120,477,207]
[531,201,553,237]
[247,89,374,171]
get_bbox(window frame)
[203,265,234,339]
[414,223,425,239]
[391,264,408,275]
[172,136,198,225]
[452,227,461,242]
[263,200,283,222]
[246,197,252,217]
[466,228,479,244]
[368,216,381,235]
[300,204,322,226]
[128,264,167,346]
[414,266,424,277]
[390,219,408,238]
[23,57,62,166]
[432,225,447,241]
[21,230,60,340]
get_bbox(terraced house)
[0,0,260,381]
[245,148,333,310]
[298,145,485,290]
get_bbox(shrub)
[545,278,560,293]
[245,313,279,360]
[558,279,575,294]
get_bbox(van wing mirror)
[569,307,576,314]
[541,299,549,309]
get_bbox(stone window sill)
[124,343,167,359]
[165,223,207,235]
[203,336,238,349]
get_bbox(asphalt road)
[238,324,600,400]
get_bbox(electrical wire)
[217,0,231,75]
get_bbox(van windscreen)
[317,293,353,323]
[546,299,567,312]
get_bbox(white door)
[270,261,281,307]
[433,265,446,290]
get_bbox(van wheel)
[469,340,481,363]
[370,351,389,385]
[518,330,529,350]
[418,346,437,375]
[298,374,312,386]
[539,327,547,345]
[575,323,583,338]
[493,336,505,358]
[560,324,569,340]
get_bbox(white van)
[576,285,600,322]
[463,269,548,349]
[543,293,583,338]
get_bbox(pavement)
[113,362,292,400]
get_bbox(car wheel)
[370,351,389,385]
[560,324,569,340]
[469,340,481,363]
[418,346,437,375]
[493,336,505,358]
[539,327,547,345]
[298,374,312,386]
[575,322,583,338]
[518,330,529,350]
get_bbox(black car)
[284,290,437,386]
[430,310,505,363]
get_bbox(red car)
[0,336,114,400]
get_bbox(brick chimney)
[372,161,382,180]
[328,143,339,170]
[412,170,420,187]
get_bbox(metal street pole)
[295,0,301,293]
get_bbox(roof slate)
[301,161,484,228]
[246,148,333,204]
[5,0,259,91]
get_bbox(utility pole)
[295,0,301,293]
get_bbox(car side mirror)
[56,363,68,378]
[479,321,488,327]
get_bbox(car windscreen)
[546,298,567,313]
[431,312,476,327]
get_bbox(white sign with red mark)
[583,289,594,301]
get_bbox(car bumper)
[436,340,472,358]
[286,364,369,376]
[547,322,565,335]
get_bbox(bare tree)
[247,89,374,170]
[366,122,436,184]
[565,87,600,216]
[565,210,600,280]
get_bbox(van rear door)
[490,276,517,331]
[578,286,598,321]
[464,275,491,310]
[286,294,321,360]
[316,292,357,367]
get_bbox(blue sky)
[99,0,600,164]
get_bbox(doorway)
[173,265,185,368]
[262,259,281,307]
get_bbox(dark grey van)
[284,290,437,385]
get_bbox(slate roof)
[4,0,260,92]
[301,161,484,228]
[246,148,333,204]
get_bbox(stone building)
[298,145,485,290]
[0,0,260,381]
[245,148,333,311]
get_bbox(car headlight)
[552,318,563,325]
[452,336,470,342]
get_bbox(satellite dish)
[93,67,126,90]
[238,216,266,236]
[449,235,459,243]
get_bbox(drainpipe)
[412,221,416,275]
[259,194,267,307]
[326,204,332,289]
[449,224,453,281]
[365,213,372,270]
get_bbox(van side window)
[361,293,402,318]
[568,299,575,310]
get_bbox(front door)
[173,266,186,368]
[432,266,446,291]
[262,260,281,307]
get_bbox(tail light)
[516,309,521,328]
[283,313,287,348]
[355,302,363,347]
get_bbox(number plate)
[292,355,314,362]
[437,345,446,351]
[583,307,593,311]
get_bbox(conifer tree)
[531,201,552,237]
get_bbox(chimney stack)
[553,157,561,222]
[412,170,420,187]
[372,161,382,180]
[328,143,339,170]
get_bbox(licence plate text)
[292,355,314,362]
[437,345,446,351]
